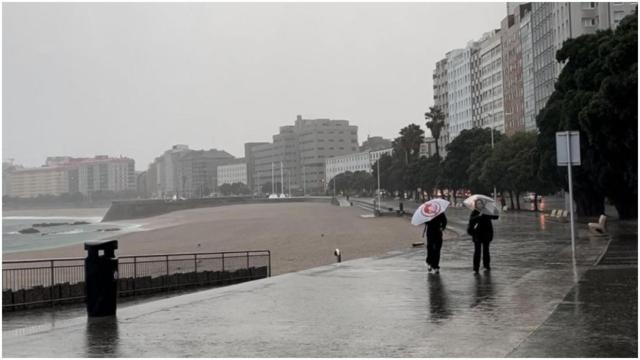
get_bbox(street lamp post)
[333,175,336,198]
[377,157,381,212]
[303,166,306,196]
[491,126,497,204]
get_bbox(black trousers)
[426,236,443,269]
[473,240,491,271]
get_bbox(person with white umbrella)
[464,195,499,274]
[411,198,449,274]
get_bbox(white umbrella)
[463,194,499,216]
[411,198,450,225]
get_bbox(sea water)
[2,208,142,254]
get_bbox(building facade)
[432,58,450,156]
[217,162,248,186]
[360,136,392,152]
[149,145,235,198]
[248,115,359,194]
[520,4,537,132]
[532,2,636,116]
[502,4,529,136]
[7,155,136,198]
[446,45,476,141]
[325,152,371,186]
[77,156,136,195]
[478,29,505,133]
[324,148,393,186]
[7,167,70,198]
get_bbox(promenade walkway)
[3,211,636,357]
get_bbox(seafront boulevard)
[3,204,637,357]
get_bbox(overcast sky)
[3,2,506,170]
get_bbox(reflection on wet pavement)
[2,211,635,357]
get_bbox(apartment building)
[248,115,359,194]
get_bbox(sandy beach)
[3,202,453,275]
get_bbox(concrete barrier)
[102,197,332,222]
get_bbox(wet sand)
[3,203,448,275]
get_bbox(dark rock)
[18,227,40,234]
[97,228,120,232]
[72,221,90,225]
[33,222,69,228]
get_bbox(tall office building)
[532,2,636,116]
[248,115,358,194]
[7,156,136,198]
[520,4,536,132]
[432,58,450,156]
[477,29,505,133]
[446,43,478,141]
[149,145,234,198]
[501,4,532,136]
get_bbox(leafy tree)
[537,11,637,218]
[416,155,442,200]
[392,124,424,166]
[328,171,375,196]
[219,183,233,196]
[372,154,393,194]
[443,128,503,203]
[260,181,282,195]
[425,106,446,158]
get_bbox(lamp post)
[376,157,381,212]
[333,175,336,198]
[491,126,497,204]
[303,166,306,196]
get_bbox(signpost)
[556,131,581,262]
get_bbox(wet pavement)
[3,210,636,357]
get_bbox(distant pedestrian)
[424,212,447,274]
[467,199,499,274]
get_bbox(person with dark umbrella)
[424,212,447,274]
[468,199,499,274]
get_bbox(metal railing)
[2,250,271,310]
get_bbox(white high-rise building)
[7,167,71,198]
[217,162,248,186]
[477,29,505,133]
[533,2,636,115]
[432,58,449,156]
[446,44,477,141]
[520,4,536,132]
[324,148,393,186]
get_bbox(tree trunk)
[614,196,638,220]
[515,191,521,210]
[509,191,515,210]
[533,193,539,212]
[573,191,605,218]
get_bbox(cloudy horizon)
[3,2,506,169]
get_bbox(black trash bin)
[84,240,118,317]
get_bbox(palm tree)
[425,106,446,158]
[392,124,424,165]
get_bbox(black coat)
[468,210,498,243]
[424,213,447,242]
